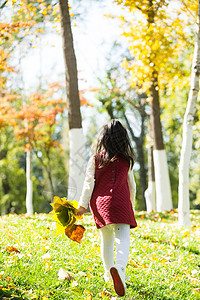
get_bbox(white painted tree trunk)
[145,143,156,212]
[145,181,156,212]
[59,0,85,203]
[178,1,200,226]
[26,150,33,215]
[153,150,173,211]
[67,128,86,202]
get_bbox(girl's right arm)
[127,168,136,210]
[76,155,95,214]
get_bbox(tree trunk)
[59,0,86,202]
[146,1,172,212]
[47,170,55,197]
[35,152,55,198]
[145,143,156,212]
[2,174,10,215]
[178,0,200,226]
[26,150,33,215]
[150,72,173,211]
[124,112,147,209]
[135,139,147,209]
[145,119,156,212]
[58,0,82,129]
[68,128,86,201]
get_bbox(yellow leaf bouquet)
[50,196,85,243]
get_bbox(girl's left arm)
[127,168,136,210]
[77,155,95,212]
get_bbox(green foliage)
[95,65,148,210]
[33,147,68,205]
[160,49,200,208]
[0,135,43,215]
[0,151,26,215]
[109,0,199,209]
[0,211,200,299]
[0,119,68,215]
[96,72,126,119]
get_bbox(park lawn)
[0,210,200,300]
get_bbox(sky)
[16,0,131,138]
[20,0,127,94]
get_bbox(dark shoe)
[110,267,126,297]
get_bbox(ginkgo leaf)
[50,196,64,212]
[50,196,77,228]
[56,206,75,227]
[54,220,65,236]
[6,246,20,253]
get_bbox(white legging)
[99,223,130,273]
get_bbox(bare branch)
[0,0,7,9]
[181,0,196,19]
[127,99,148,117]
[154,0,165,15]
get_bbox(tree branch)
[0,0,7,9]
[123,111,138,143]
[127,99,148,117]
[181,0,196,19]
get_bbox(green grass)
[0,210,200,299]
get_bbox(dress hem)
[95,221,137,230]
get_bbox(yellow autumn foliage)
[114,0,196,93]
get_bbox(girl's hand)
[75,206,87,216]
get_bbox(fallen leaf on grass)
[160,258,167,264]
[58,267,75,281]
[129,259,147,268]
[42,253,53,270]
[0,271,4,278]
[87,266,94,272]
[130,259,140,268]
[85,295,92,300]
[182,230,190,238]
[4,276,13,282]
[100,289,112,298]
[142,234,149,238]
[45,262,52,271]
[6,246,20,253]
[87,273,94,278]
[193,288,200,295]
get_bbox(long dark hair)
[95,119,136,169]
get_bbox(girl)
[76,119,137,297]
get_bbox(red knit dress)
[89,156,137,229]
